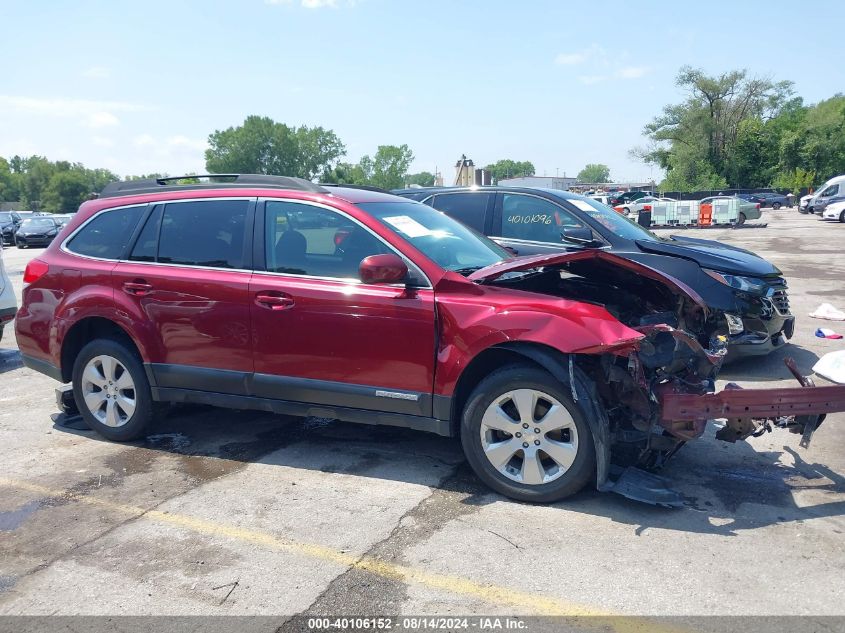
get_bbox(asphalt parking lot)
[1,209,844,622]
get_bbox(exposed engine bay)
[479,251,845,505]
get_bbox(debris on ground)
[810,303,845,321]
[815,328,844,340]
[813,351,845,384]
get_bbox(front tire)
[736,212,747,226]
[840,210,845,223]
[772,202,781,210]
[72,338,154,441]
[460,364,595,503]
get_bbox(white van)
[809,174,845,214]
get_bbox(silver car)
[0,242,17,342]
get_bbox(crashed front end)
[471,250,845,505]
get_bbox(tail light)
[334,229,351,247]
[643,205,652,211]
[756,203,761,209]
[23,259,49,285]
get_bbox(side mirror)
[359,253,408,284]
[561,227,597,245]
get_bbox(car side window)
[821,185,839,197]
[429,193,491,232]
[500,194,582,242]
[265,201,391,279]
[66,205,146,260]
[157,200,248,269]
[129,205,162,262]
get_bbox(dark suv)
[394,186,794,361]
[16,175,843,505]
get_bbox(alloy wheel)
[80,355,137,427]
[479,389,579,485]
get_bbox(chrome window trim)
[259,197,433,289]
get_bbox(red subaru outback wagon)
[16,175,845,504]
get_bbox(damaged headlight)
[704,269,767,294]
[724,313,744,335]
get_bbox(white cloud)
[554,45,603,66]
[133,134,156,147]
[82,66,110,79]
[0,95,152,131]
[86,111,120,128]
[578,75,607,85]
[133,134,207,157]
[167,135,208,152]
[616,66,650,79]
[555,52,588,66]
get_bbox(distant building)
[498,176,578,190]
[453,154,491,187]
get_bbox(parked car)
[737,193,768,206]
[699,196,761,224]
[1,211,34,245]
[51,214,74,228]
[394,186,792,360]
[0,241,16,342]
[756,192,789,209]
[17,174,843,505]
[799,194,814,213]
[0,212,16,246]
[608,191,654,207]
[14,217,61,248]
[821,199,845,222]
[807,175,845,214]
[613,196,676,220]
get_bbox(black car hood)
[635,236,781,277]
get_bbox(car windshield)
[21,218,55,229]
[0,213,12,223]
[562,196,660,242]
[357,201,509,273]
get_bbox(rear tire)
[840,211,845,223]
[460,364,595,503]
[736,212,747,226]
[772,202,781,210]
[72,338,154,441]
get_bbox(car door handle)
[122,280,153,296]
[255,291,294,311]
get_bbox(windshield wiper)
[453,266,484,276]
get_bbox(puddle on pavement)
[0,499,43,531]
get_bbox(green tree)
[484,159,535,183]
[576,163,611,183]
[365,144,414,190]
[41,170,92,213]
[205,115,345,179]
[0,157,20,202]
[638,66,794,190]
[405,171,435,187]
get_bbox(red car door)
[111,199,255,391]
[249,199,437,418]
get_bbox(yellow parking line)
[0,476,680,631]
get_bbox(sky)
[1,0,843,184]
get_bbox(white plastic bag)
[813,351,845,384]
[810,303,845,321]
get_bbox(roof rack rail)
[99,174,328,198]
[319,183,391,194]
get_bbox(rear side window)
[157,200,248,269]
[429,193,491,232]
[500,194,582,242]
[66,205,146,260]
